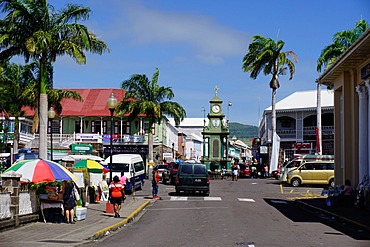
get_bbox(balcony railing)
[22,133,151,149]
[276,126,334,140]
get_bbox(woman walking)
[109,175,125,218]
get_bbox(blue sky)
[49,0,370,126]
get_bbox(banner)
[269,132,280,172]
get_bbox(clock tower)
[201,86,230,171]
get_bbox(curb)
[92,200,151,239]
[296,199,370,232]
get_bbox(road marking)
[204,197,222,201]
[170,196,188,201]
[237,198,255,202]
[149,206,229,211]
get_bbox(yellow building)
[318,28,370,186]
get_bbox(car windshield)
[157,165,167,169]
[110,163,129,172]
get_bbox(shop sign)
[291,142,311,150]
[72,144,92,154]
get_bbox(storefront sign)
[291,142,312,150]
[72,144,92,154]
[76,133,100,141]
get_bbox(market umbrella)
[4,159,77,184]
[73,159,104,173]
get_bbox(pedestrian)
[120,172,127,189]
[221,166,226,180]
[264,164,269,178]
[109,175,125,218]
[232,159,240,181]
[152,168,160,199]
[62,180,76,224]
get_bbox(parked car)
[239,163,250,178]
[286,161,335,187]
[161,162,180,185]
[175,162,210,196]
[155,164,168,179]
[280,154,334,183]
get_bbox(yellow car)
[287,161,334,187]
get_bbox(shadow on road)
[264,198,370,240]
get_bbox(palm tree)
[242,35,297,142]
[117,68,186,163]
[0,62,35,154]
[0,0,109,159]
[317,19,369,72]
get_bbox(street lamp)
[48,107,55,161]
[107,93,118,182]
[172,142,174,161]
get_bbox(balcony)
[22,133,150,149]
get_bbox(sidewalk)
[0,195,152,247]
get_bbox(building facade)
[318,28,370,186]
[259,90,334,161]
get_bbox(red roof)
[22,89,126,117]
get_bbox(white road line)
[204,197,222,201]
[237,198,255,202]
[170,196,188,201]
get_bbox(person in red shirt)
[152,167,160,199]
[109,175,125,218]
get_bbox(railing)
[276,125,334,140]
[29,133,150,148]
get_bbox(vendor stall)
[73,160,106,204]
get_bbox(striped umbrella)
[4,159,77,184]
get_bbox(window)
[110,163,129,172]
[91,121,102,133]
[123,121,130,134]
[134,162,144,172]
[75,121,80,133]
[194,165,206,174]
[281,120,291,128]
[180,165,192,174]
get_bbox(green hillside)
[229,122,258,146]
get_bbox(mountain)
[229,122,258,146]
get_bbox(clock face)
[212,105,220,113]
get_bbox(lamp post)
[172,142,174,161]
[48,107,55,161]
[107,93,118,182]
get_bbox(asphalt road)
[85,177,370,247]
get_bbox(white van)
[279,154,334,183]
[104,154,145,194]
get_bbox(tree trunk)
[39,93,48,159]
[148,132,154,163]
[271,88,276,143]
[13,117,19,154]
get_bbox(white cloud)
[104,2,251,64]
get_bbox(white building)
[259,90,334,160]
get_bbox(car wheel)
[329,178,335,188]
[291,178,301,187]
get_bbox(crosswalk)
[158,196,256,202]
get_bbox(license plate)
[194,179,202,182]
